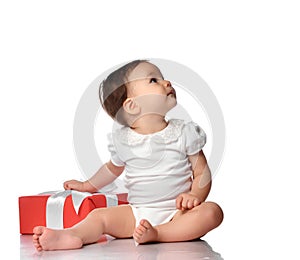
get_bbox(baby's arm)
[176,150,212,210]
[188,150,212,201]
[64,161,124,193]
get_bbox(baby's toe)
[140,219,152,229]
[33,226,45,235]
[33,234,39,241]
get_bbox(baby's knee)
[87,208,107,222]
[202,202,224,224]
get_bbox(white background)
[1,1,299,259]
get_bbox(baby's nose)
[162,80,171,87]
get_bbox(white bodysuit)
[108,119,206,226]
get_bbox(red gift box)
[19,191,128,234]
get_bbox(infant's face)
[126,62,177,115]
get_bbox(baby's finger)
[187,199,195,209]
[65,182,75,190]
[181,198,189,209]
[63,182,69,190]
[176,195,183,209]
[193,199,200,207]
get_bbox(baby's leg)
[133,202,223,244]
[33,205,135,251]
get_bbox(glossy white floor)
[20,235,223,260]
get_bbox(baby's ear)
[123,98,141,115]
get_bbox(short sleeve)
[107,133,125,167]
[184,122,206,155]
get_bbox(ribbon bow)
[45,190,91,229]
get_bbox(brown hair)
[99,60,147,125]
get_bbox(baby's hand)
[176,193,201,210]
[63,179,85,191]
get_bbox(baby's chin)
[167,96,177,109]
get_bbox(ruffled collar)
[114,119,185,146]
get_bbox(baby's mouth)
[167,89,176,97]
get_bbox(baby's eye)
[149,78,158,83]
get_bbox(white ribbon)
[45,191,119,229]
[46,190,91,229]
[105,194,118,207]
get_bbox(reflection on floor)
[20,235,223,260]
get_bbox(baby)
[33,60,223,251]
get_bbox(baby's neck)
[130,116,168,135]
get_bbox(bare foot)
[133,219,158,244]
[32,226,83,251]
